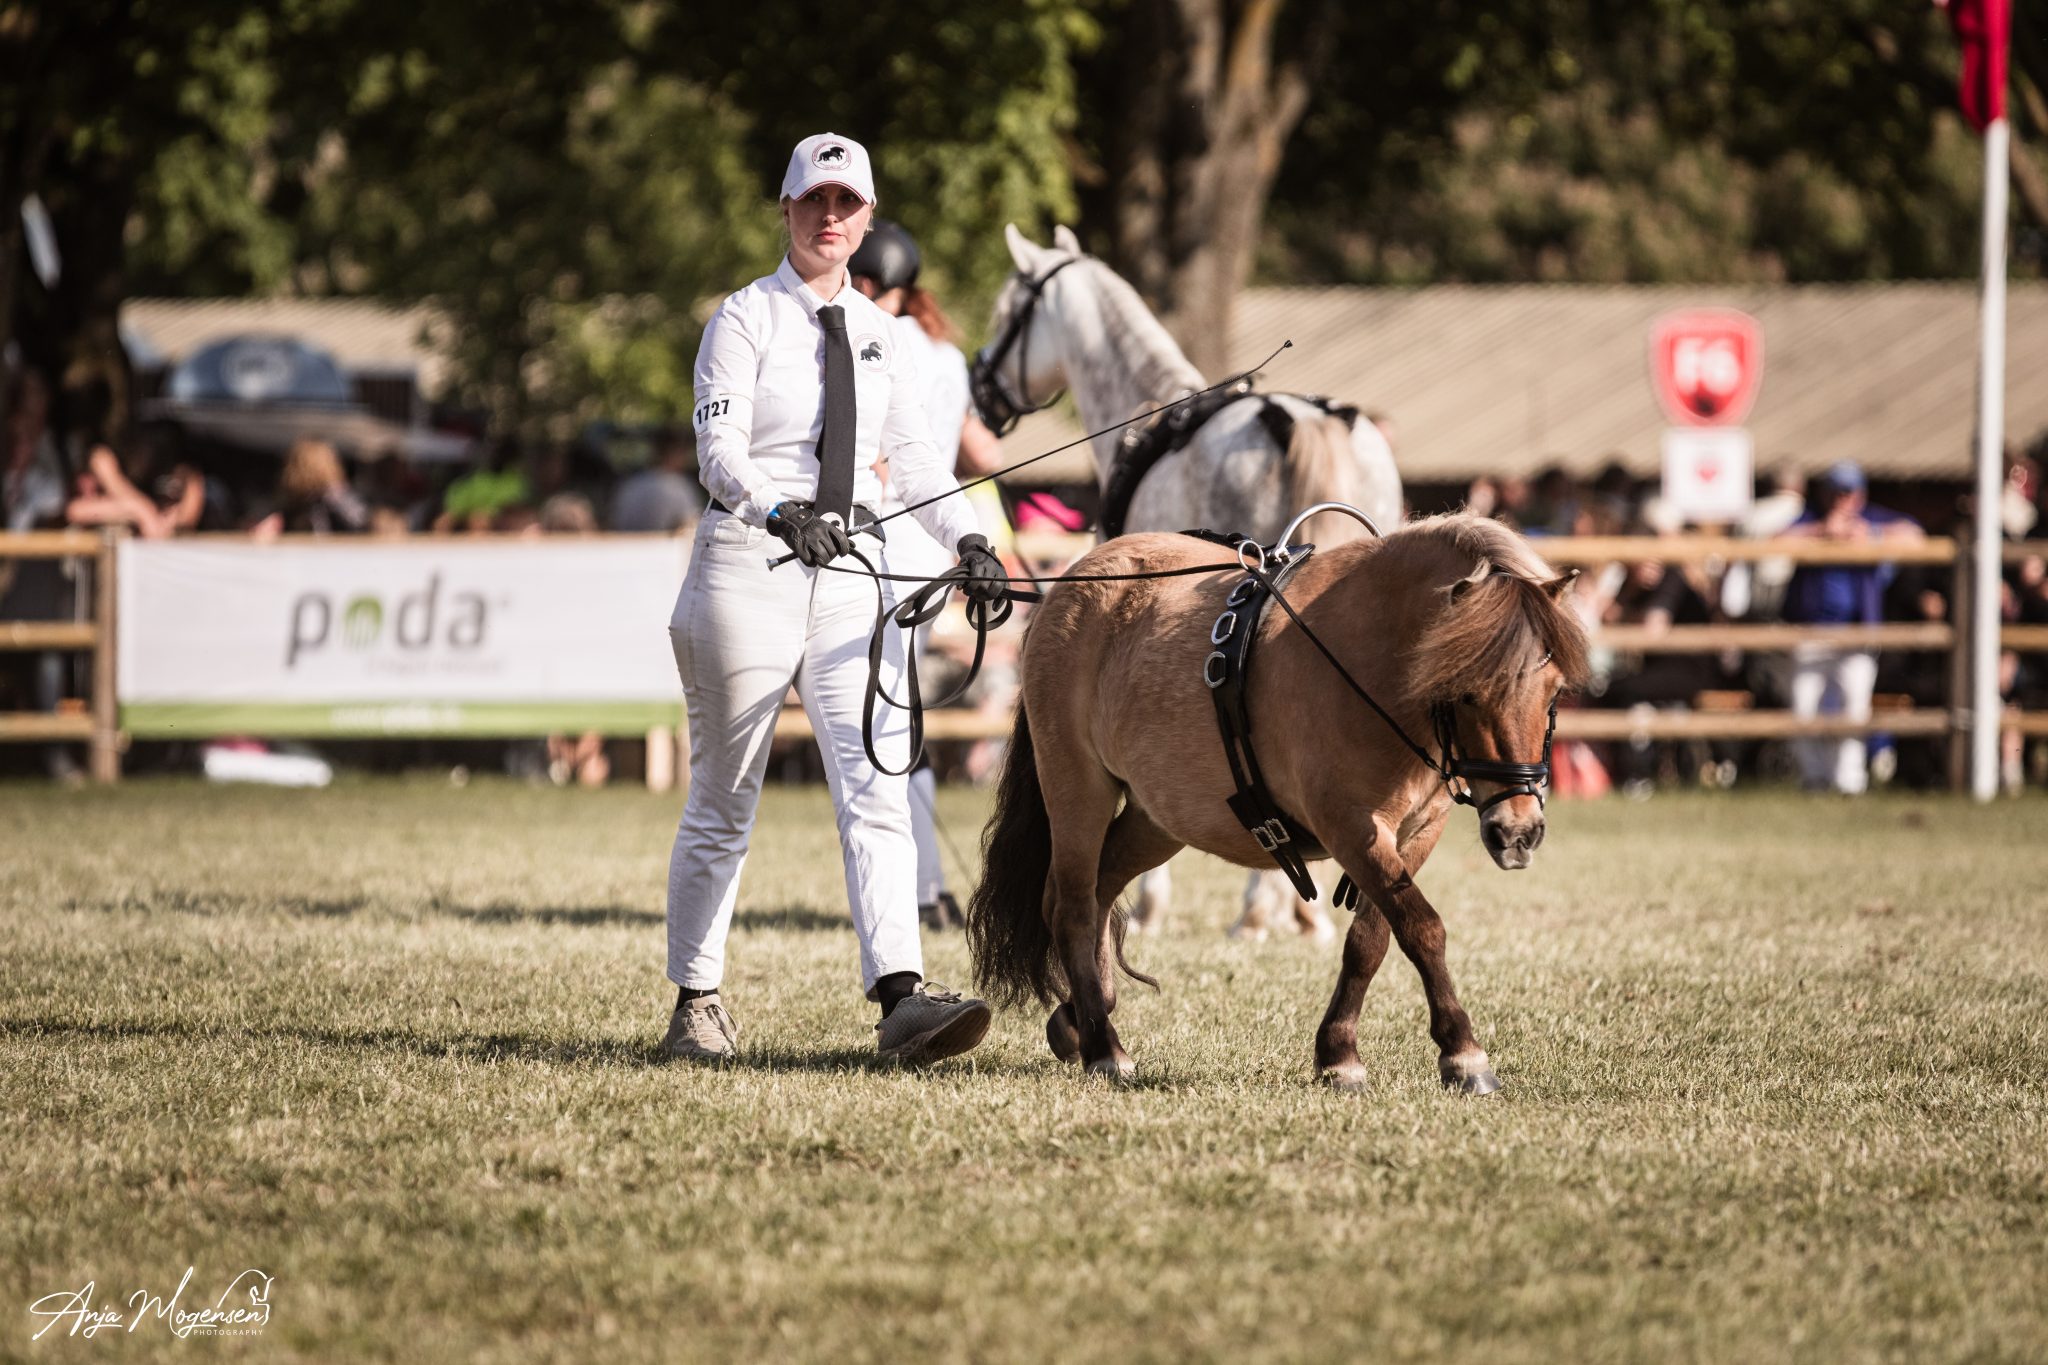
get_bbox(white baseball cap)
[780,132,876,204]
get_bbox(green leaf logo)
[342,596,383,649]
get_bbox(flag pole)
[1969,113,2009,801]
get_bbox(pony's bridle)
[969,257,1079,435]
[1428,677,1558,815]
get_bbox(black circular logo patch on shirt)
[855,333,887,371]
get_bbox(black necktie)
[814,304,856,524]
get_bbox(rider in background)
[851,220,1009,930]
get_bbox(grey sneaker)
[661,992,738,1062]
[875,982,992,1064]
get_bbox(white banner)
[117,538,690,736]
[1660,427,1755,525]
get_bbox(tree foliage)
[1265,0,2034,286]
[4,0,2037,450]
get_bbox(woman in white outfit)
[849,220,1007,931]
[661,133,1008,1064]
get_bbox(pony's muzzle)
[1480,803,1545,870]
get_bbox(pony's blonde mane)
[1381,514,1591,705]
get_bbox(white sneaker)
[661,992,738,1062]
[874,982,991,1064]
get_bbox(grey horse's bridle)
[968,257,1079,436]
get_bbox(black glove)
[768,500,852,568]
[955,533,1008,606]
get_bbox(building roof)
[123,297,450,390]
[1002,282,2048,484]
[126,285,2048,485]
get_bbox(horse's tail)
[966,702,1062,1008]
[1279,403,1398,543]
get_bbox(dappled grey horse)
[977,224,1403,940]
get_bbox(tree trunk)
[0,6,65,434]
[2006,8,2048,238]
[36,146,138,460]
[1084,0,1329,377]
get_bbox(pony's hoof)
[1086,1054,1137,1084]
[1318,1064,1368,1093]
[1045,1005,1082,1063]
[1438,1054,1501,1095]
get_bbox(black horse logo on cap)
[860,340,884,364]
[814,143,849,168]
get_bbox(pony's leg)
[1313,902,1392,1092]
[1227,869,1277,941]
[1046,775,1137,1080]
[1232,869,1336,943]
[1315,815,1449,1091]
[1130,865,1171,933]
[1049,801,1182,1063]
[1333,817,1499,1095]
[1288,865,1337,944]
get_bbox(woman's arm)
[66,490,169,538]
[691,295,786,527]
[955,413,1004,478]
[163,468,206,531]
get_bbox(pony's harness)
[968,258,1079,436]
[1186,529,1327,903]
[1099,390,1361,540]
[1189,524,1560,908]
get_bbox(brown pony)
[966,513,1589,1090]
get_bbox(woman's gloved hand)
[768,500,852,567]
[954,533,1008,605]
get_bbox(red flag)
[1944,0,2010,132]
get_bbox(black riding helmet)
[851,219,921,293]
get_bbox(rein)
[1239,554,1559,815]
[822,533,1559,817]
[842,552,1245,776]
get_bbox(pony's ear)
[1542,568,1582,599]
[1005,223,1047,272]
[1445,560,1491,602]
[1052,224,1083,254]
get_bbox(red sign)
[1648,308,1764,427]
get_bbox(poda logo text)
[287,574,494,666]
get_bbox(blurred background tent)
[127,311,472,469]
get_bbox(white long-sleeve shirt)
[891,312,970,467]
[691,256,979,550]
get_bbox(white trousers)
[1788,647,1879,794]
[666,511,921,996]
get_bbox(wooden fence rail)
[5,528,2045,787]
[0,529,120,780]
[791,531,2048,768]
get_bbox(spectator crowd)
[5,355,2048,794]
[1463,451,2048,797]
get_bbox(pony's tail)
[1282,411,1378,545]
[966,704,1062,1008]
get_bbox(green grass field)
[3,778,2045,1363]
